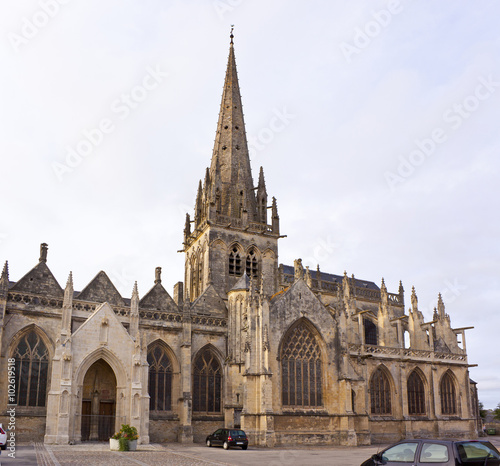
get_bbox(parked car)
[0,424,7,450]
[206,428,248,450]
[361,439,500,466]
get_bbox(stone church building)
[0,35,480,446]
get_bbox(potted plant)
[110,424,139,451]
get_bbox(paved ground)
[1,437,499,466]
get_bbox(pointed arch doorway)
[81,359,117,441]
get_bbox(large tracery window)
[281,322,323,408]
[245,249,258,278]
[229,246,242,277]
[364,318,378,345]
[193,349,222,413]
[408,370,426,415]
[13,331,49,407]
[370,367,392,415]
[147,343,173,412]
[440,371,457,415]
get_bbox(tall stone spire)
[208,31,257,221]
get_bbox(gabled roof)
[191,284,227,317]
[281,265,379,291]
[230,272,250,291]
[76,271,124,306]
[140,282,179,312]
[10,261,64,297]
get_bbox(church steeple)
[208,31,257,222]
[183,31,281,300]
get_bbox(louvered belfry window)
[440,371,457,415]
[193,349,222,413]
[229,247,242,276]
[13,331,49,407]
[281,323,322,407]
[147,344,173,412]
[408,370,426,415]
[245,249,258,278]
[370,368,392,415]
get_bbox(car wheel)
[223,441,229,450]
[242,445,248,450]
[1,445,6,451]
[206,440,211,447]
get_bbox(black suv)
[206,428,248,450]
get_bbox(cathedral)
[0,34,480,446]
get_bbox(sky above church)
[1,1,499,408]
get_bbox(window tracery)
[281,323,322,407]
[147,343,173,412]
[408,370,426,415]
[12,331,49,407]
[229,246,242,276]
[193,349,222,413]
[370,367,392,415]
[440,371,457,415]
[245,249,258,278]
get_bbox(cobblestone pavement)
[0,437,498,466]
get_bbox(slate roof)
[10,261,64,297]
[281,265,379,291]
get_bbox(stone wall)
[149,419,179,443]
[0,415,46,442]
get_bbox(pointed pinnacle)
[132,281,139,298]
[66,271,73,288]
[1,261,9,281]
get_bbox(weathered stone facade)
[0,35,479,446]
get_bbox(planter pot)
[109,438,137,451]
[128,440,137,451]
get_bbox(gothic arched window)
[281,322,322,408]
[193,349,222,413]
[229,246,242,276]
[245,249,258,278]
[12,331,49,407]
[370,367,392,415]
[440,371,457,415]
[147,343,173,412]
[197,253,204,297]
[364,318,378,345]
[408,370,426,415]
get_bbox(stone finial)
[305,266,312,287]
[411,286,418,310]
[437,292,445,319]
[380,278,387,292]
[399,280,404,296]
[39,243,48,263]
[293,258,304,281]
[1,261,8,281]
[230,24,234,44]
[155,267,162,285]
[132,281,139,299]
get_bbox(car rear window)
[457,442,500,461]
[420,443,449,463]
[229,430,245,437]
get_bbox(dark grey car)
[361,439,500,466]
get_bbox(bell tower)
[182,29,281,302]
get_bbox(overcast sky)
[1,1,499,409]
